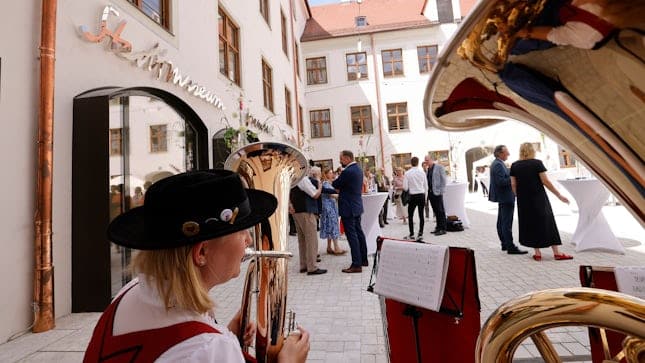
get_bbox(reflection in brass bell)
[182,221,200,237]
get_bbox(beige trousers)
[292,212,320,272]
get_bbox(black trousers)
[407,193,426,236]
[379,196,389,226]
[428,193,447,231]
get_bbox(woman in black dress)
[510,143,572,261]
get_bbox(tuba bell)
[476,288,645,363]
[225,141,308,362]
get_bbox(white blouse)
[112,275,245,362]
[546,4,607,49]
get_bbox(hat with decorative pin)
[107,169,277,250]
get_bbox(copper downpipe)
[33,0,57,333]
[288,0,301,147]
[370,34,386,168]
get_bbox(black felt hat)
[107,169,277,250]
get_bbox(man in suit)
[424,155,447,235]
[332,150,368,273]
[489,145,527,255]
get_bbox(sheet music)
[615,266,645,299]
[374,241,449,311]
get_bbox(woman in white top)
[84,170,309,362]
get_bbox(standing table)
[361,192,389,254]
[558,179,624,253]
[443,182,471,228]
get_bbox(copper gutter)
[370,34,386,168]
[33,0,57,333]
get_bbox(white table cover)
[361,192,389,254]
[443,182,470,228]
[558,179,624,253]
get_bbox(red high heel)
[532,254,542,261]
[554,253,573,260]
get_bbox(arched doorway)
[72,87,208,311]
[465,146,493,192]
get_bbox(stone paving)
[1,194,643,362]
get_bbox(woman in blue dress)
[320,168,346,255]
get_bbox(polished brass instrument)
[225,141,308,362]
[476,288,645,362]
[458,0,547,73]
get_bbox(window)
[356,155,375,172]
[417,45,438,73]
[382,49,403,77]
[346,52,368,80]
[559,147,576,168]
[387,102,408,131]
[262,59,273,111]
[295,43,301,78]
[391,153,412,169]
[110,128,122,156]
[128,0,170,29]
[350,105,373,135]
[259,0,269,25]
[355,16,367,27]
[219,8,240,85]
[310,109,331,138]
[313,159,333,171]
[281,10,289,56]
[298,105,304,135]
[429,150,451,175]
[306,57,327,85]
[285,87,292,127]
[150,124,168,152]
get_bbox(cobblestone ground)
[1,196,643,362]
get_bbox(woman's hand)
[557,194,569,204]
[228,310,256,347]
[277,327,310,363]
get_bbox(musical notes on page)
[615,266,645,299]
[374,241,449,311]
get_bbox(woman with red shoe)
[511,143,573,261]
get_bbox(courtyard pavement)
[1,191,643,362]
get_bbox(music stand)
[579,265,626,363]
[368,237,481,363]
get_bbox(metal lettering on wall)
[79,5,225,110]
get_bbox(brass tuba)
[476,288,645,362]
[225,141,308,362]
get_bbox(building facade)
[300,0,562,181]
[0,0,309,341]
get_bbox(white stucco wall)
[0,0,308,342]
[301,23,555,180]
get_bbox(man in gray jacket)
[424,155,447,235]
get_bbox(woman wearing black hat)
[84,170,310,362]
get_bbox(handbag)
[401,190,410,206]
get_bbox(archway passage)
[465,146,493,192]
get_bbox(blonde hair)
[519,142,536,160]
[131,246,213,314]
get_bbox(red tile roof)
[302,0,433,42]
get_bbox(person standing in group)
[320,167,346,256]
[511,142,572,261]
[424,155,448,235]
[376,168,391,227]
[421,161,431,220]
[333,150,368,273]
[392,167,408,224]
[84,170,310,362]
[403,157,428,240]
[489,145,528,255]
[289,167,327,275]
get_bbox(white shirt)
[403,167,428,195]
[546,4,605,49]
[297,176,319,197]
[112,275,244,362]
